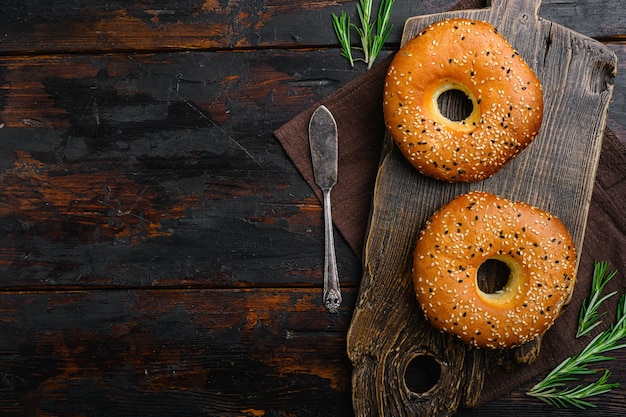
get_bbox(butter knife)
[308,105,341,313]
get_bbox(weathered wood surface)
[0,288,355,416]
[0,49,364,289]
[0,0,624,416]
[0,0,623,54]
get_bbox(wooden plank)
[0,1,624,54]
[606,43,626,140]
[539,0,626,39]
[0,49,368,289]
[0,0,448,54]
[0,287,624,416]
[347,0,618,415]
[0,287,354,416]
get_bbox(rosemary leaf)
[368,0,395,70]
[527,295,626,408]
[355,0,373,64]
[331,11,354,67]
[577,261,619,337]
[528,369,619,409]
[331,0,395,70]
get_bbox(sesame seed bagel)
[413,191,576,349]
[383,18,543,182]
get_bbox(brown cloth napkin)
[274,0,626,405]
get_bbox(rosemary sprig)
[369,0,394,70]
[577,261,619,337]
[527,369,617,409]
[527,294,626,408]
[355,0,374,65]
[331,0,395,70]
[331,11,354,67]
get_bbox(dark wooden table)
[0,1,624,416]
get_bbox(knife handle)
[322,188,341,313]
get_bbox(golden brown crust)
[383,18,543,182]
[413,191,576,349]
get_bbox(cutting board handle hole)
[404,354,441,394]
[477,258,511,294]
[436,88,474,122]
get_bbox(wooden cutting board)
[346,0,617,416]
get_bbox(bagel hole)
[477,258,511,294]
[437,89,474,122]
[404,354,441,394]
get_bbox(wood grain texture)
[606,43,626,140]
[0,0,624,54]
[0,50,366,289]
[0,0,623,416]
[0,288,355,416]
[1,288,625,417]
[348,0,618,416]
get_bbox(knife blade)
[308,105,341,313]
